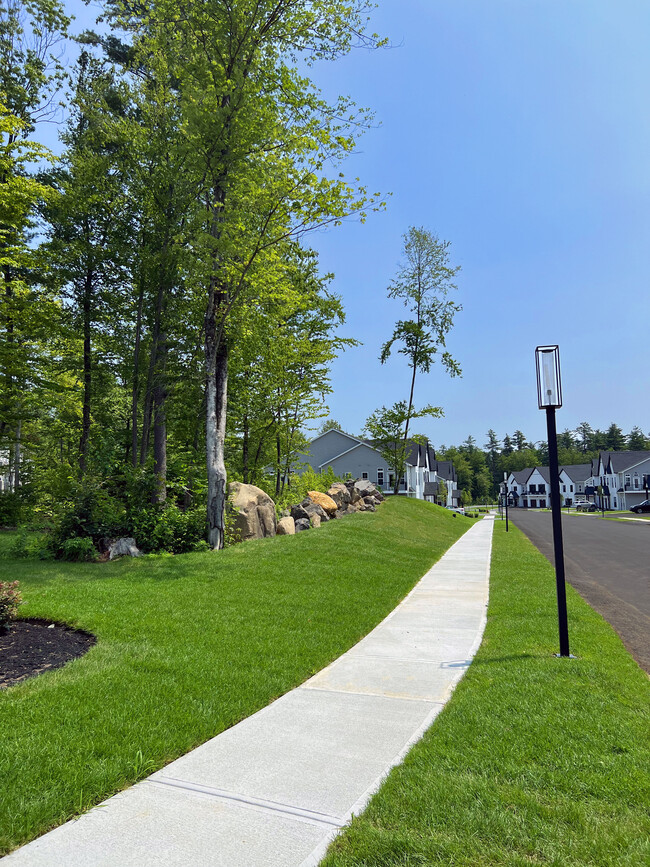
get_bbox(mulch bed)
[0,619,96,689]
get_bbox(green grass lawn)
[321,520,650,867]
[0,499,474,855]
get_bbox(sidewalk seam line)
[148,777,345,829]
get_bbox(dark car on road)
[630,500,650,514]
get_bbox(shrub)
[60,537,99,562]
[0,492,23,527]
[0,581,22,626]
[48,481,127,558]
[10,531,53,560]
[149,505,206,554]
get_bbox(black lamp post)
[503,472,509,532]
[535,345,571,658]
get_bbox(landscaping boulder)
[355,478,383,499]
[108,537,141,560]
[294,518,310,532]
[228,482,277,541]
[306,490,338,516]
[290,503,310,522]
[302,500,329,522]
[309,514,321,529]
[276,516,295,536]
[363,495,378,507]
[327,482,351,508]
[347,485,363,505]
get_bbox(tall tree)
[107,0,383,548]
[379,226,461,490]
[627,426,648,450]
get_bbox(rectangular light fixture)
[535,345,562,409]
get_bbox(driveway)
[507,510,650,672]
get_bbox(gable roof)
[560,464,591,482]
[598,450,650,473]
[308,429,362,448]
[510,469,533,485]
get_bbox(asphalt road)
[507,510,650,672]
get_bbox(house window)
[530,484,537,493]
[562,485,566,492]
[538,484,546,493]
[400,477,406,489]
[362,472,368,480]
[570,485,573,492]
[634,474,640,489]
[377,469,384,487]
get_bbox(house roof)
[560,464,591,482]
[433,460,457,483]
[599,450,650,473]
[510,469,533,485]
[533,466,551,484]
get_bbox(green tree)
[575,421,594,452]
[319,418,343,435]
[364,402,442,495]
[380,226,461,468]
[604,423,625,451]
[627,426,648,450]
[106,0,383,548]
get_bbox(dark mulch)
[0,619,96,689]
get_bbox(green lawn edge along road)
[322,520,649,867]
[0,498,474,855]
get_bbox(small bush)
[10,532,53,560]
[149,505,206,554]
[0,492,23,527]
[60,537,98,562]
[0,581,22,626]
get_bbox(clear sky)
[54,1,650,449]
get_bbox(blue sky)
[54,1,650,449]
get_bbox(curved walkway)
[4,517,494,867]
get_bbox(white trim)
[307,429,363,448]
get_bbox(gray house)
[299,429,461,505]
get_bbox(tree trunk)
[242,412,249,484]
[152,330,167,504]
[205,327,228,549]
[131,272,145,467]
[12,420,21,490]
[79,269,93,475]
[275,431,282,496]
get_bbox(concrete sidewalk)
[4,516,494,867]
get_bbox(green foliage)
[148,505,206,555]
[49,482,127,556]
[0,492,23,527]
[257,466,340,514]
[365,402,441,494]
[9,530,52,561]
[0,580,22,625]
[60,537,98,563]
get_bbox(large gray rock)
[290,503,310,522]
[108,538,141,560]
[347,486,363,505]
[294,518,311,532]
[302,501,329,522]
[327,483,351,508]
[276,516,295,536]
[355,479,383,500]
[309,513,321,528]
[228,482,277,541]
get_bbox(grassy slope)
[0,499,473,854]
[323,521,650,867]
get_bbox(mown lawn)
[0,498,473,855]
[322,520,650,867]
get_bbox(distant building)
[299,429,461,506]
[585,451,650,511]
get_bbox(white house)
[299,429,461,506]
[505,463,591,508]
[585,451,650,511]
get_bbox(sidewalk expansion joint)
[148,776,345,830]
